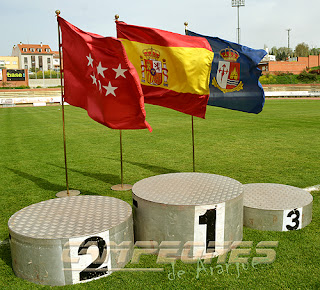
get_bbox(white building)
[261,47,276,62]
[52,51,61,71]
[12,43,54,71]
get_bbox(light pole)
[286,28,291,59]
[232,0,245,44]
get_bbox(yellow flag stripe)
[120,39,214,95]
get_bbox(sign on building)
[6,69,25,81]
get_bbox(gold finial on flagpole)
[55,10,60,16]
[115,14,119,21]
[184,22,188,33]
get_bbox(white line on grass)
[304,185,320,192]
[0,108,60,115]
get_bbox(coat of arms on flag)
[212,47,243,94]
[140,47,168,87]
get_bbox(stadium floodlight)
[232,0,245,7]
[232,0,245,44]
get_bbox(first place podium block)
[132,172,243,259]
[8,196,133,286]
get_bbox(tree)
[310,47,320,55]
[270,46,278,55]
[295,42,309,57]
[275,47,292,61]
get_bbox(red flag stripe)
[117,22,212,50]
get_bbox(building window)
[37,48,42,52]
[24,57,28,64]
[39,56,43,70]
[31,56,35,70]
[30,48,35,52]
[45,48,50,52]
[25,65,28,69]
[22,48,27,52]
[13,61,17,65]
[47,58,51,70]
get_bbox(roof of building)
[16,43,53,55]
[51,51,60,57]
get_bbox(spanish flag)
[116,22,214,118]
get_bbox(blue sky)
[1,0,319,56]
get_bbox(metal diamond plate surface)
[8,196,132,239]
[243,183,313,210]
[132,173,243,205]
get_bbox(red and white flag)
[58,16,152,131]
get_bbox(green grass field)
[0,100,319,289]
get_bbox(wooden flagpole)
[55,10,80,198]
[111,15,132,191]
[185,22,196,172]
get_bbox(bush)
[44,70,59,79]
[259,74,277,84]
[297,70,317,82]
[309,66,320,71]
[259,73,298,84]
[14,85,30,89]
[28,70,60,79]
[275,73,298,84]
[308,67,320,75]
[0,85,30,89]
[36,71,44,79]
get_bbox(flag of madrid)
[58,16,151,131]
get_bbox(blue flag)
[187,31,267,114]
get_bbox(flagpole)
[120,130,124,185]
[111,14,132,191]
[55,10,80,198]
[191,116,196,172]
[111,130,132,191]
[184,22,196,172]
